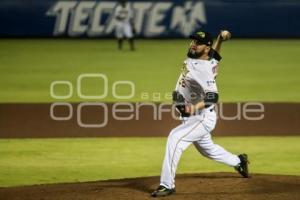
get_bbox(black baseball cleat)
[151,185,175,197]
[235,154,250,178]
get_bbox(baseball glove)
[181,78,205,105]
[172,78,205,117]
[172,91,189,117]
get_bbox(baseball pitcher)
[151,30,250,197]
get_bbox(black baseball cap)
[189,31,213,46]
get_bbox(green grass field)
[1,39,300,102]
[0,137,299,187]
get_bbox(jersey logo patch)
[207,80,216,86]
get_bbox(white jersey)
[114,3,133,23]
[175,58,219,102]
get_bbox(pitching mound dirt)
[0,173,299,200]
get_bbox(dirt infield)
[0,173,299,200]
[1,103,300,138]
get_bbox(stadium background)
[0,0,299,199]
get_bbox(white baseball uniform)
[160,57,241,189]
[114,3,134,39]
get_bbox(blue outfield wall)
[0,0,299,38]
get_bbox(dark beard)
[187,48,203,59]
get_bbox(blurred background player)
[114,0,135,51]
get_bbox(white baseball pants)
[115,21,133,39]
[160,109,240,189]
